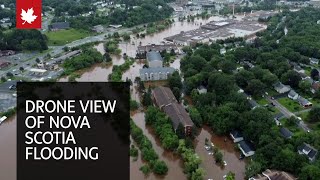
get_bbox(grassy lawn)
[257,98,269,106]
[269,107,280,115]
[45,29,91,46]
[280,118,303,135]
[278,97,303,112]
[304,67,311,76]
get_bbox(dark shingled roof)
[163,103,194,130]
[297,96,312,106]
[230,130,243,139]
[152,86,177,108]
[239,141,255,153]
[51,22,70,30]
[280,127,293,139]
[146,51,163,62]
[298,143,318,160]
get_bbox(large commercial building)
[139,51,175,81]
[153,86,194,135]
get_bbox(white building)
[288,90,299,100]
[140,67,175,81]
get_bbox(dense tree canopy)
[0,29,48,51]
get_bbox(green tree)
[307,107,320,123]
[140,165,151,175]
[153,160,168,175]
[190,168,205,180]
[246,79,266,97]
[172,87,181,101]
[311,69,319,81]
[6,72,13,77]
[142,88,153,107]
[189,107,203,127]
[281,70,301,88]
[214,151,223,164]
[168,71,183,90]
[219,60,236,74]
[245,161,262,178]
[299,165,320,180]
[226,171,235,180]
[104,53,112,62]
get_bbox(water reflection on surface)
[0,116,16,180]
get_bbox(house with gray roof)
[152,86,177,109]
[50,22,70,31]
[288,90,299,100]
[140,51,176,81]
[298,143,318,162]
[297,96,312,108]
[238,141,255,157]
[152,86,194,135]
[146,51,163,68]
[139,67,175,81]
[163,103,194,134]
[280,127,293,139]
[293,65,305,74]
[310,58,319,65]
[273,82,291,94]
[230,130,244,143]
[197,85,207,94]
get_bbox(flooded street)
[195,127,246,180]
[0,116,16,180]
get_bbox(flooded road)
[0,116,16,180]
[195,127,246,180]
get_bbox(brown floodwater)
[130,112,186,180]
[0,116,16,180]
[195,126,247,180]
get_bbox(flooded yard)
[195,127,247,180]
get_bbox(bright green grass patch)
[257,98,269,106]
[277,97,303,112]
[45,29,91,46]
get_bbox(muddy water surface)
[0,116,16,180]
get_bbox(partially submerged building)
[140,67,175,81]
[139,51,176,81]
[238,140,255,157]
[165,19,267,46]
[230,130,244,143]
[153,86,194,135]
